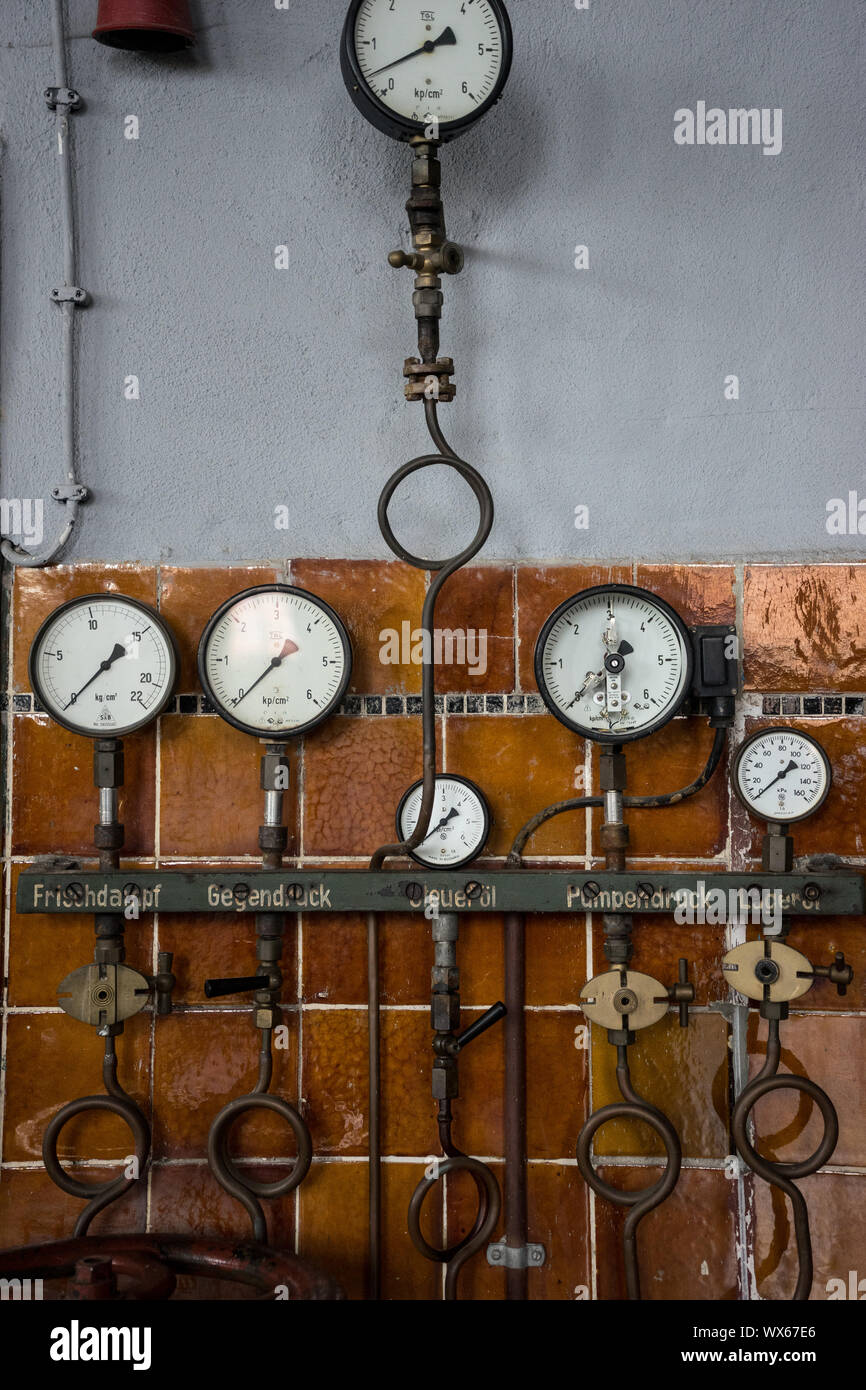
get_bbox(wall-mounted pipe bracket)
[486,1241,546,1270]
[50,285,88,306]
[44,86,81,110]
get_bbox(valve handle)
[667,958,695,1028]
[151,951,175,1016]
[204,974,269,1000]
[454,1001,507,1052]
[811,950,854,997]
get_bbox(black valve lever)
[149,951,175,1016]
[204,973,272,1000]
[454,1001,507,1052]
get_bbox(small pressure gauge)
[396,775,490,868]
[341,0,513,143]
[28,594,179,737]
[534,585,694,744]
[197,586,352,739]
[731,727,832,824]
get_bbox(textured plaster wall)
[0,0,863,563]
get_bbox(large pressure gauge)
[396,774,490,868]
[197,586,352,739]
[341,0,513,143]
[534,585,694,745]
[731,727,832,825]
[28,594,179,737]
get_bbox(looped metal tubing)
[42,1093,150,1237]
[207,1094,313,1244]
[577,1101,682,1301]
[0,1234,344,1301]
[377,451,494,573]
[407,1154,501,1300]
[733,1072,838,1300]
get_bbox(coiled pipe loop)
[408,1153,501,1300]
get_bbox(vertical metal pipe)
[503,911,527,1299]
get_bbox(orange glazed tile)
[525,1011,589,1160]
[156,910,297,1007]
[743,565,866,691]
[526,914,588,1006]
[11,717,156,856]
[745,1013,866,1169]
[292,559,426,695]
[159,715,298,857]
[594,1166,739,1300]
[591,1012,729,1161]
[3,1011,151,1163]
[591,916,727,1008]
[147,1160,295,1254]
[591,719,728,859]
[159,565,283,692]
[12,564,158,692]
[636,564,736,626]
[303,911,429,1007]
[433,564,515,694]
[517,564,632,692]
[7,861,155,1008]
[446,716,588,858]
[299,1158,441,1301]
[0,1168,147,1248]
[783,917,866,1012]
[733,717,866,860]
[300,1009,370,1157]
[151,1009,300,1160]
[303,716,422,857]
[753,1172,866,1301]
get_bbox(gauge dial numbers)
[731,728,832,824]
[396,775,491,868]
[197,586,352,739]
[28,594,179,737]
[341,0,513,142]
[534,585,694,744]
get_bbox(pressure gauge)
[197,586,352,739]
[731,727,831,824]
[341,0,513,143]
[396,775,490,868]
[534,585,694,745]
[28,594,179,737]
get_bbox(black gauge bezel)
[533,583,696,745]
[340,0,513,144]
[730,725,832,825]
[396,773,491,869]
[28,593,180,737]
[197,585,353,739]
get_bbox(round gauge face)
[28,594,179,737]
[732,727,831,824]
[341,0,512,142]
[397,775,490,868]
[197,586,352,738]
[534,585,694,744]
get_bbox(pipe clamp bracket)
[486,1241,546,1269]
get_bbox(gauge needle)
[232,638,300,708]
[64,642,127,709]
[366,26,457,78]
[754,760,799,796]
[421,805,459,840]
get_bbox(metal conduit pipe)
[2,0,89,567]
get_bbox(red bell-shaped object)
[93,0,195,52]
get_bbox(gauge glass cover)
[397,775,490,868]
[732,727,831,824]
[534,585,693,743]
[28,594,178,736]
[198,586,352,738]
[342,0,512,141]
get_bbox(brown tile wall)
[1,560,864,1301]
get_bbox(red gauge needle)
[232,638,299,708]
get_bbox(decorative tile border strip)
[4,692,864,717]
